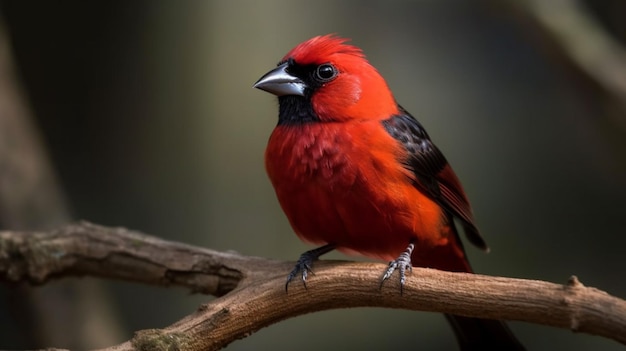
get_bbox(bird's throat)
[277,96,320,125]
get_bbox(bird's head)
[254,35,398,124]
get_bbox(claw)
[380,242,415,294]
[285,260,315,291]
[285,244,335,292]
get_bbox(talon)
[285,261,313,291]
[285,244,335,292]
[380,261,398,289]
[379,242,415,294]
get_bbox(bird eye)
[315,64,337,82]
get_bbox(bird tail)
[445,314,525,351]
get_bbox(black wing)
[382,106,488,251]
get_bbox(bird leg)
[286,244,335,292]
[380,241,415,294]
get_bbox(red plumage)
[265,121,468,271]
[254,34,524,350]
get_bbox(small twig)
[1,222,625,350]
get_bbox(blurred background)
[1,0,625,350]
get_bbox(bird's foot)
[380,242,415,294]
[286,244,335,292]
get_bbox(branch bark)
[1,222,625,350]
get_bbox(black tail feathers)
[445,314,525,350]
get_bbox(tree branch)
[1,222,625,350]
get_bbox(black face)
[276,58,339,126]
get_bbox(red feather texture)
[285,35,398,123]
[266,121,470,272]
[283,35,364,63]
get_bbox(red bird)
[254,35,524,350]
